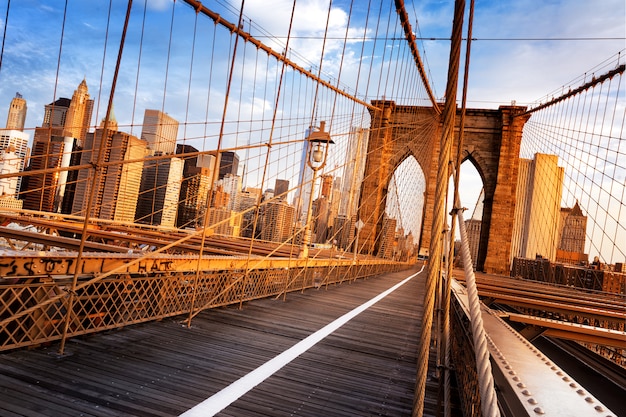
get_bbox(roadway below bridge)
[532,337,626,415]
[451,270,625,416]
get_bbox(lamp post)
[300,121,334,259]
[353,218,364,263]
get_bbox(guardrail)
[0,254,407,351]
[511,257,625,294]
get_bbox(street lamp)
[353,218,364,262]
[300,121,334,259]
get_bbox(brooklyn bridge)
[0,1,624,416]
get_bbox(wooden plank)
[0,268,460,416]
[0,365,119,417]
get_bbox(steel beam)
[451,279,617,417]
[505,313,626,348]
[0,251,391,279]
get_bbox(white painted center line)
[180,266,424,417]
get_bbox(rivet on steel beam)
[528,398,538,405]
[576,389,586,395]
[533,407,545,414]
[585,397,594,403]
[593,405,604,412]
[522,389,532,396]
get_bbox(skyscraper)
[23,80,94,212]
[312,196,330,243]
[22,127,77,213]
[464,219,482,269]
[176,144,214,228]
[511,153,564,263]
[294,131,312,223]
[63,79,94,143]
[72,128,149,222]
[0,129,29,194]
[207,207,241,236]
[0,146,22,197]
[238,187,261,238]
[274,179,289,200]
[320,174,333,198]
[379,215,397,259]
[135,157,184,228]
[57,138,83,215]
[558,201,587,254]
[262,200,296,243]
[218,151,239,180]
[340,127,369,217]
[140,109,179,155]
[556,201,588,264]
[333,215,355,250]
[5,92,27,131]
[217,173,242,211]
[43,98,71,128]
[462,189,484,269]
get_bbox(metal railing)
[0,257,407,351]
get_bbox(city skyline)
[1,78,378,253]
[1,1,623,129]
[0,72,618,263]
[1,1,623,203]
[0,1,622,263]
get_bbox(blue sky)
[1,1,623,129]
[0,0,624,260]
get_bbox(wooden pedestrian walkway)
[0,267,458,416]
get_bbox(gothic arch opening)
[448,160,484,269]
[363,102,528,272]
[383,155,425,260]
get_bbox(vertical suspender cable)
[0,0,11,73]
[448,3,500,412]
[188,0,246,323]
[93,0,114,134]
[454,192,500,417]
[413,0,464,416]
[161,0,177,114]
[441,1,475,416]
[36,0,69,212]
[184,4,202,327]
[130,0,148,137]
[59,0,134,355]
[242,1,296,304]
[182,6,199,143]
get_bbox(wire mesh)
[519,52,625,266]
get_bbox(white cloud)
[402,0,625,107]
[0,0,622,260]
[146,0,173,12]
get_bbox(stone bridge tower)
[357,100,529,275]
